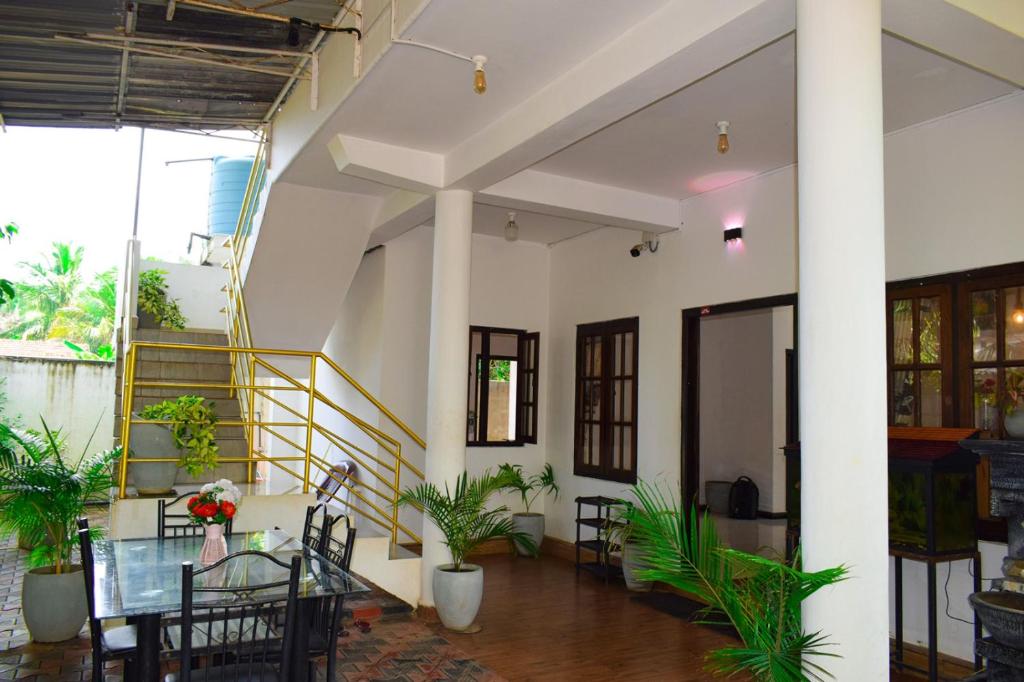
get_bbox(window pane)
[892,299,913,364]
[1007,368,1024,427]
[973,368,998,435]
[612,425,621,469]
[590,422,601,466]
[468,331,483,441]
[621,426,632,471]
[892,370,915,426]
[490,332,519,357]
[621,379,633,421]
[585,336,602,377]
[920,370,942,427]
[1006,286,1024,361]
[919,296,941,364]
[973,290,998,362]
[485,359,515,442]
[623,332,634,375]
[614,333,623,375]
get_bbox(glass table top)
[92,529,369,619]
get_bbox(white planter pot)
[22,565,88,642]
[1006,411,1024,440]
[432,564,483,631]
[621,543,653,592]
[512,513,544,557]
[130,420,180,494]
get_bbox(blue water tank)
[208,156,255,236]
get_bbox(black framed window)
[574,317,638,482]
[467,326,540,446]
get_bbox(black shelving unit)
[575,495,624,582]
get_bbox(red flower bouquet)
[186,480,241,526]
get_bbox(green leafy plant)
[621,481,847,682]
[2,242,84,339]
[399,469,535,571]
[137,269,186,330]
[63,340,114,362]
[0,419,121,573]
[50,267,117,350]
[139,395,218,476]
[0,222,18,306]
[498,462,559,514]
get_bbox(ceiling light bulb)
[472,55,488,95]
[716,120,730,154]
[504,211,519,242]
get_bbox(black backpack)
[728,476,759,520]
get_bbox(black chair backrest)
[301,503,328,553]
[76,518,104,653]
[321,514,357,573]
[178,552,301,682]
[158,491,234,538]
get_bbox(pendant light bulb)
[716,121,730,154]
[504,211,519,242]
[472,55,488,95]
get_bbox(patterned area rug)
[0,508,504,682]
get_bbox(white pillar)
[797,1,888,678]
[420,189,473,606]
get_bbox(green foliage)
[63,340,114,362]
[399,469,534,571]
[621,481,847,682]
[139,395,218,476]
[0,419,121,574]
[497,462,558,515]
[50,268,117,350]
[137,269,186,330]
[489,359,511,382]
[0,222,18,306]
[2,242,84,339]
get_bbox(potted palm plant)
[622,480,847,681]
[498,462,558,557]
[0,420,121,642]
[133,395,219,494]
[399,470,535,631]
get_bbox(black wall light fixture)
[723,227,743,242]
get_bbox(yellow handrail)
[117,138,427,544]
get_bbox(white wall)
[139,260,228,332]
[699,309,776,512]
[0,357,115,460]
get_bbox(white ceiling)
[532,33,1018,199]
[464,202,605,245]
[336,0,669,152]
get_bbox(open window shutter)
[518,332,540,443]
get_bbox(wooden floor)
[428,554,744,681]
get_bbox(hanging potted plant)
[0,420,121,642]
[399,470,534,631]
[498,463,559,557]
[133,395,219,494]
[137,269,186,330]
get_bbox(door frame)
[681,293,798,510]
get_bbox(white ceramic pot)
[1006,411,1024,440]
[130,420,179,494]
[432,564,483,631]
[511,513,544,557]
[621,542,653,592]
[22,565,88,642]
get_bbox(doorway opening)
[682,294,797,556]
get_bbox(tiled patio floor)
[0,509,502,681]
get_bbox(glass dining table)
[91,528,369,681]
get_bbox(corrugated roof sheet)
[0,0,347,129]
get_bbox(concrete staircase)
[114,327,249,487]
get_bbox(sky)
[0,126,259,282]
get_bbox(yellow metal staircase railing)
[117,138,426,544]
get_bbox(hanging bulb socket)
[472,55,488,95]
[716,121,730,154]
[504,211,519,242]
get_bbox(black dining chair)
[321,513,357,573]
[76,518,139,682]
[167,552,302,682]
[158,491,234,538]
[300,503,329,553]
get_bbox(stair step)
[129,347,236,364]
[119,360,233,383]
[134,329,229,345]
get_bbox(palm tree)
[2,242,84,339]
[50,267,117,350]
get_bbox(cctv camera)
[630,244,644,258]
